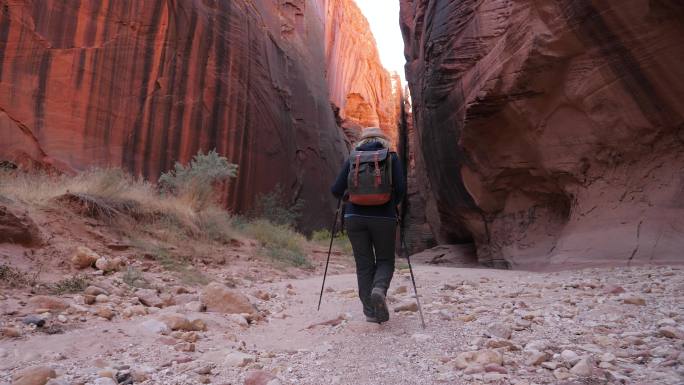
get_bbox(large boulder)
[200,282,256,315]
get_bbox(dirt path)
[2,264,683,385]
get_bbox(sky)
[353,0,406,82]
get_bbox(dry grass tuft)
[241,219,311,268]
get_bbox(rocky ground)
[1,261,683,385]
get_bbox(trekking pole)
[401,239,425,329]
[403,236,426,329]
[317,198,342,311]
[397,205,426,329]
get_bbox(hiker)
[331,127,406,323]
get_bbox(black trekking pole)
[317,198,342,311]
[402,236,426,329]
[398,207,426,329]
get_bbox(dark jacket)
[331,141,406,219]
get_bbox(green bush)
[159,149,238,211]
[251,184,303,226]
[242,219,310,268]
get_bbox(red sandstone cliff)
[0,0,350,231]
[401,0,684,268]
[324,0,398,146]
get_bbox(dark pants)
[345,216,396,317]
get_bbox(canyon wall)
[401,0,684,268]
[325,0,397,146]
[0,0,350,231]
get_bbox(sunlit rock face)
[400,0,684,268]
[325,0,398,146]
[0,0,349,231]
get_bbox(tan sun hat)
[360,127,389,141]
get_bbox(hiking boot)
[365,315,379,323]
[370,287,389,323]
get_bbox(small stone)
[182,332,198,342]
[394,302,418,312]
[191,318,208,331]
[136,289,164,308]
[603,285,625,295]
[96,307,115,320]
[95,257,118,273]
[12,365,57,385]
[622,296,646,306]
[553,367,571,380]
[524,350,549,366]
[523,340,548,352]
[460,314,476,322]
[569,356,594,377]
[71,246,99,269]
[541,361,558,370]
[464,364,485,374]
[483,373,506,383]
[244,370,278,385]
[394,285,408,294]
[1,326,22,338]
[659,326,684,339]
[486,322,512,339]
[22,315,46,327]
[95,294,109,303]
[224,351,255,367]
[141,319,170,334]
[85,286,108,296]
[484,364,507,374]
[28,296,68,312]
[201,282,257,314]
[84,295,96,305]
[57,315,67,323]
[175,342,195,352]
[600,352,616,362]
[227,314,249,327]
[93,378,117,385]
[560,349,579,365]
[184,301,206,312]
[196,365,213,375]
[157,313,193,331]
[453,350,503,369]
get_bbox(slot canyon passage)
[0,0,683,384]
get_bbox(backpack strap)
[354,154,361,187]
[374,153,381,187]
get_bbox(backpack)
[347,148,393,205]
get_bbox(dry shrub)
[50,275,89,294]
[310,229,354,255]
[242,219,310,268]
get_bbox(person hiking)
[331,127,406,324]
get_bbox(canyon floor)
[1,255,683,385]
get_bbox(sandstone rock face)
[400,0,684,268]
[0,0,348,231]
[325,0,398,145]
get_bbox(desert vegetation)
[0,150,347,279]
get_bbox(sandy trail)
[1,264,683,385]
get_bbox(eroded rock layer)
[325,0,397,145]
[401,0,684,268]
[0,0,348,231]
